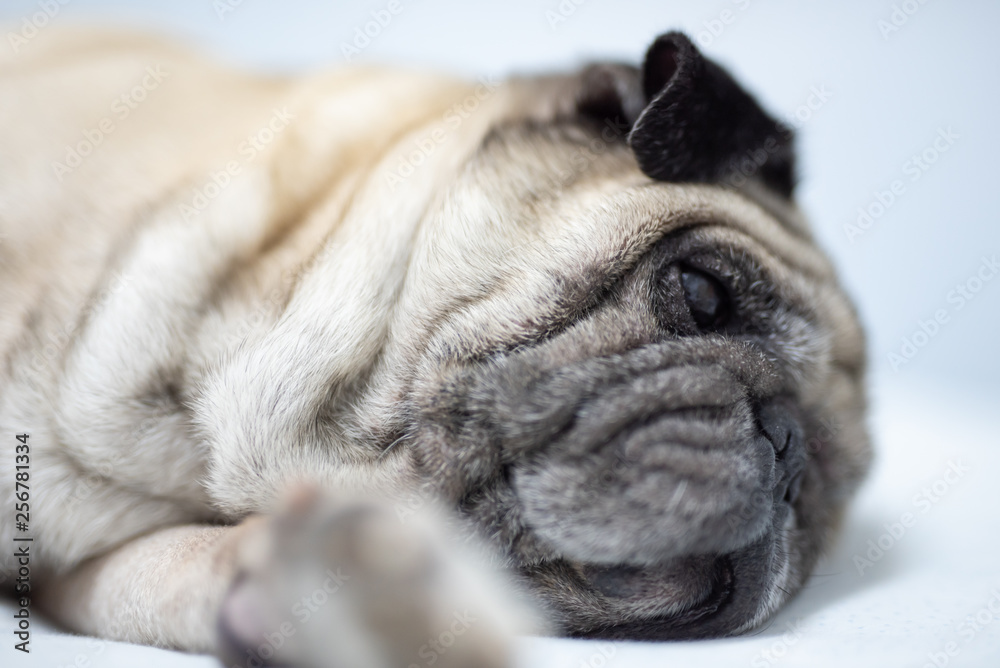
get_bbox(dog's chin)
[517,512,799,640]
[572,555,737,639]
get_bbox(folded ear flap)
[628,32,796,196]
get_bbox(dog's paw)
[215,489,536,668]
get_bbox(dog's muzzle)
[414,340,807,636]
[485,341,798,560]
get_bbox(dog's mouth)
[669,557,735,626]
[571,555,735,640]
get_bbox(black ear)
[627,32,795,196]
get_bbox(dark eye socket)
[680,266,732,331]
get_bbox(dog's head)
[363,32,869,639]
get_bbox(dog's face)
[370,33,870,639]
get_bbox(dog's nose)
[756,399,807,505]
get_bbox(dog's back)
[0,27,480,573]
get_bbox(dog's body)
[0,28,870,667]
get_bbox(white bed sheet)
[5,373,1000,667]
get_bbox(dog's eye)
[680,267,731,330]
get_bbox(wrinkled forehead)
[417,123,834,287]
[398,123,858,367]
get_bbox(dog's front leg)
[37,519,262,653]
[38,493,531,668]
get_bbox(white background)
[2,1,999,667]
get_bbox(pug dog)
[0,26,870,668]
